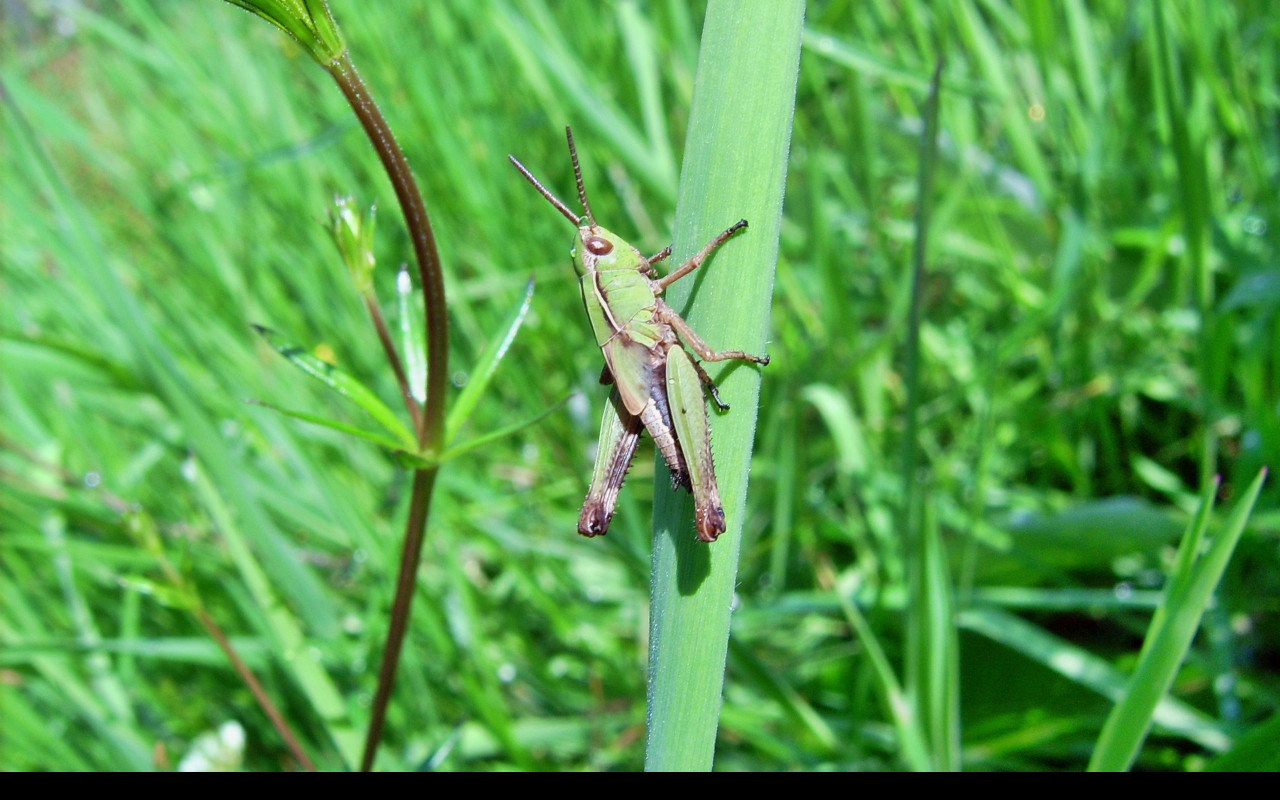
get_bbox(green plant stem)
[326,52,449,772]
[645,0,804,772]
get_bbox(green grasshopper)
[509,127,769,542]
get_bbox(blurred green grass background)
[2,0,1278,771]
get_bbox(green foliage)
[222,0,344,66]
[2,0,1277,772]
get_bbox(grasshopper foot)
[578,507,611,537]
[707,383,731,412]
[695,505,726,542]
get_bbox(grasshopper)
[509,127,768,542]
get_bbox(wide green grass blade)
[1089,468,1267,771]
[644,0,804,772]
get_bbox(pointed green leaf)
[252,325,416,450]
[397,265,427,404]
[246,399,408,452]
[1089,468,1267,771]
[439,395,570,463]
[444,279,534,443]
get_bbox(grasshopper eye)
[585,236,613,255]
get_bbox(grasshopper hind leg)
[578,390,642,537]
[665,345,727,542]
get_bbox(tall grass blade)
[1089,468,1267,771]
[644,0,804,772]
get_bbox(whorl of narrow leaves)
[223,0,345,65]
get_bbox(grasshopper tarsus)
[687,356,731,411]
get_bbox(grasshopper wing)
[601,337,656,416]
[604,336,694,491]
[666,346,726,541]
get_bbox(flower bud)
[329,195,377,294]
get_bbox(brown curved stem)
[328,52,447,452]
[327,52,448,772]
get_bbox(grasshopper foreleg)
[647,245,672,265]
[654,220,747,293]
[655,303,771,367]
[641,246,670,279]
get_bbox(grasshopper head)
[571,225,626,275]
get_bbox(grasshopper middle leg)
[655,302,770,367]
[687,356,731,411]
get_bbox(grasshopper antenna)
[564,126,596,229]
[508,154,581,226]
